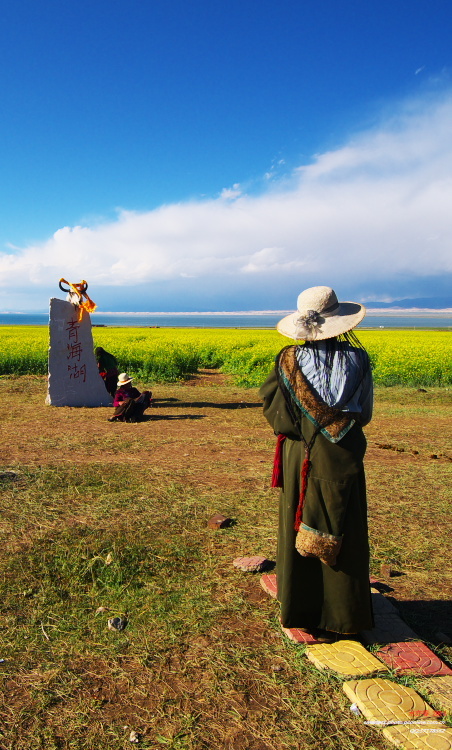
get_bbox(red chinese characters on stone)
[66,319,80,341]
[65,318,87,383]
[67,363,87,382]
[67,342,83,361]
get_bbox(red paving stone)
[280,625,322,644]
[260,574,277,598]
[232,555,272,572]
[207,513,232,529]
[376,641,452,676]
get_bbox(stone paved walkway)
[252,566,452,750]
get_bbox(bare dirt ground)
[3,370,451,468]
[2,371,451,607]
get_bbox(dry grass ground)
[0,373,451,750]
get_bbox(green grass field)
[0,375,451,749]
[0,325,451,387]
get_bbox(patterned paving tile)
[343,678,439,724]
[260,573,277,598]
[377,642,452,676]
[280,625,319,644]
[382,722,452,749]
[306,640,388,677]
[419,676,452,713]
[360,610,418,645]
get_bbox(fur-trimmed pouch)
[295,523,343,566]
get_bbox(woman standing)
[259,286,374,641]
[94,346,119,398]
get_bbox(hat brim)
[117,378,133,386]
[277,302,366,341]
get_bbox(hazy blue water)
[0,312,451,328]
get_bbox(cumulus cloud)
[2,90,452,309]
[240,247,306,274]
[220,183,242,200]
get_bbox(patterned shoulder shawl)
[275,345,355,564]
[276,345,355,444]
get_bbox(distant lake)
[0,312,451,329]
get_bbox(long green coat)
[259,365,373,634]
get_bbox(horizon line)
[2,308,452,316]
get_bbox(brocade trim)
[277,346,355,443]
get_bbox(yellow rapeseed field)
[0,325,450,386]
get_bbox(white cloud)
[220,183,242,200]
[240,247,306,274]
[1,91,452,308]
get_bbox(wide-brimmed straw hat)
[277,286,366,341]
[117,373,133,387]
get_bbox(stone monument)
[46,280,112,407]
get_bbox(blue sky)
[1,0,451,311]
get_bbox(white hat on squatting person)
[117,373,133,387]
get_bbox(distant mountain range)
[363,297,452,310]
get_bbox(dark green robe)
[259,366,373,634]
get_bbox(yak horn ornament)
[59,278,97,320]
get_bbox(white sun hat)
[277,286,366,341]
[117,373,133,387]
